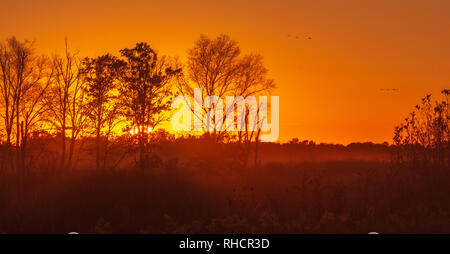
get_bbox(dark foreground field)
[0,139,449,233]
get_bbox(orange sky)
[1,0,449,144]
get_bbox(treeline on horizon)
[0,34,449,172]
[0,34,278,172]
[0,34,449,234]
[0,33,448,172]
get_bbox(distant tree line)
[0,34,274,173]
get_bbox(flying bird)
[287,34,312,40]
[380,88,400,92]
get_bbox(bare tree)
[177,34,240,137]
[47,39,87,169]
[233,54,275,166]
[0,39,15,147]
[0,37,36,149]
[18,57,53,170]
[119,42,180,169]
[0,37,53,174]
[177,34,275,166]
[178,35,274,138]
[80,54,124,170]
[0,38,52,170]
[66,68,88,169]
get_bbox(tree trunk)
[139,132,146,170]
[96,128,101,170]
[5,129,11,147]
[254,129,261,168]
[67,136,76,170]
[102,138,109,170]
[254,138,259,168]
[61,119,66,169]
[18,121,25,175]
[15,103,20,173]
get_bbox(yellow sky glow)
[1,0,449,144]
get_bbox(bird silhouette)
[287,34,312,40]
[380,88,400,92]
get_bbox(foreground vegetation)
[0,137,448,233]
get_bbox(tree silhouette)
[394,89,449,167]
[18,56,52,171]
[177,34,274,166]
[47,39,87,169]
[0,37,52,173]
[119,42,180,168]
[177,34,241,136]
[80,54,125,170]
[0,39,16,147]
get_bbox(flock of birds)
[380,88,400,92]
[288,33,401,95]
[287,34,312,40]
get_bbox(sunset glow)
[2,0,449,144]
[129,126,152,135]
[1,0,449,238]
